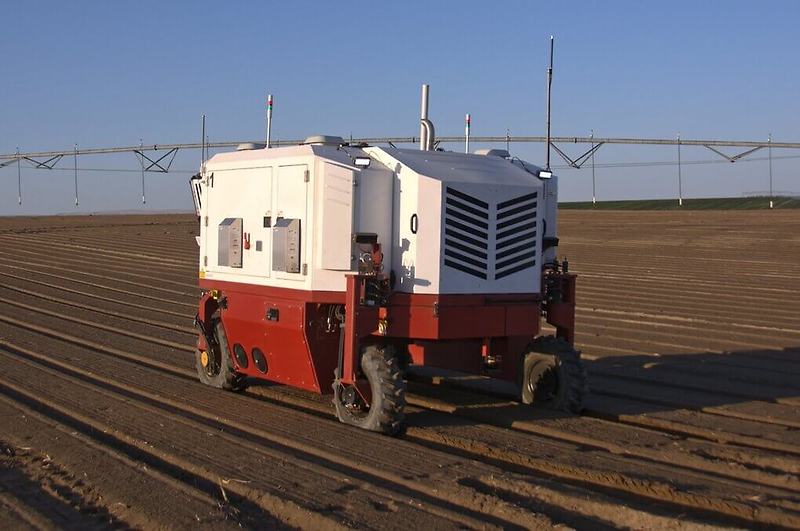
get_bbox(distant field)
[560,195,800,210]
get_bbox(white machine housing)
[197,141,558,295]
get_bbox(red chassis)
[195,272,576,396]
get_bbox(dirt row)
[0,211,798,529]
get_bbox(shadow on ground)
[403,346,800,427]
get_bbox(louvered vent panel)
[443,187,489,279]
[494,191,538,279]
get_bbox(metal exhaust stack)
[419,84,430,151]
[421,118,435,151]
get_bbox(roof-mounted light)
[537,170,553,179]
[353,156,371,168]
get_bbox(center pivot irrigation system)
[1,41,797,208]
[3,133,797,208]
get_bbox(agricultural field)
[0,210,798,529]
[561,195,800,210]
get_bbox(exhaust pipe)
[419,84,429,150]
[420,119,435,151]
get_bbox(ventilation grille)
[443,187,489,279]
[443,188,537,280]
[495,191,537,279]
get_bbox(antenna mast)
[201,114,206,169]
[266,94,273,148]
[545,35,554,171]
[465,113,471,153]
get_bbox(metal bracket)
[703,145,763,163]
[550,142,604,169]
[23,154,64,169]
[134,147,179,173]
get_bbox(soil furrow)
[0,397,251,530]
[0,270,192,319]
[3,291,798,497]
[0,348,552,530]
[0,377,346,531]
[0,338,788,528]
[1,210,797,528]
[0,261,196,309]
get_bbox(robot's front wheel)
[333,344,406,436]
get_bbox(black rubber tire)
[333,344,406,435]
[520,336,587,413]
[195,319,248,393]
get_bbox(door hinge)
[302,263,308,276]
[203,255,208,266]
[304,169,310,183]
[204,216,208,227]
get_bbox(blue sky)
[1,1,798,214]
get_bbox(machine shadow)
[404,345,800,428]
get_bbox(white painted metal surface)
[541,175,559,265]
[198,143,556,296]
[366,147,545,295]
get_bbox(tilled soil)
[0,210,797,530]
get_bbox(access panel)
[218,217,243,268]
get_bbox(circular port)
[252,348,268,374]
[233,343,248,369]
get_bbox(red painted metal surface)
[196,273,576,394]
[199,279,340,393]
[384,292,541,339]
[340,274,381,402]
[544,273,577,345]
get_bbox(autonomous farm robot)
[190,90,586,435]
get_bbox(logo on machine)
[443,187,537,280]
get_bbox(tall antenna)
[266,94,273,148]
[201,114,206,168]
[545,35,554,171]
[465,113,471,153]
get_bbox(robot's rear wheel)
[520,336,587,413]
[195,318,248,393]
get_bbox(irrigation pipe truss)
[3,135,800,162]
[1,134,796,206]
